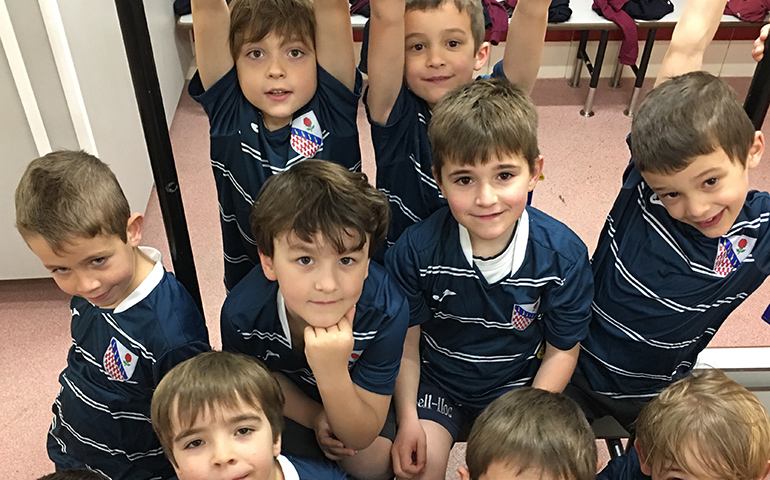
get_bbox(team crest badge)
[348,350,363,370]
[103,337,137,381]
[290,111,322,157]
[713,234,755,277]
[511,299,540,331]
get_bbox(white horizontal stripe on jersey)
[579,345,673,381]
[353,330,378,341]
[422,332,525,362]
[591,302,712,349]
[380,188,422,223]
[223,252,255,264]
[218,204,258,245]
[102,313,156,364]
[240,329,291,349]
[211,159,255,204]
[62,374,150,422]
[53,398,164,461]
[432,310,532,330]
[410,154,439,191]
[420,265,478,279]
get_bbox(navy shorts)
[415,379,477,442]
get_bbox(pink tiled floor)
[2,76,768,479]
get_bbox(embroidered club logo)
[713,234,755,277]
[511,299,540,331]
[290,112,322,158]
[348,350,363,370]
[103,337,137,381]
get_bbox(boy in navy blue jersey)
[385,78,594,480]
[220,160,409,480]
[365,0,551,256]
[566,0,770,432]
[152,350,355,480]
[15,151,210,480]
[190,0,362,291]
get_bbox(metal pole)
[113,0,204,315]
[744,34,770,130]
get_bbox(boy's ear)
[634,439,653,476]
[273,433,281,458]
[432,165,443,188]
[458,466,472,480]
[258,250,278,281]
[747,131,764,169]
[760,460,770,480]
[474,41,490,72]
[528,155,544,192]
[126,213,144,247]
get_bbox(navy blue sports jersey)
[597,447,649,480]
[220,262,409,400]
[580,156,770,399]
[385,207,593,411]
[366,62,507,256]
[47,248,210,480]
[189,66,363,291]
[280,454,354,480]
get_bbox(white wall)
[0,0,189,280]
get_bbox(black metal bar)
[744,34,770,130]
[634,28,658,89]
[589,30,610,89]
[113,0,204,315]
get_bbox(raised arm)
[502,0,550,95]
[315,0,357,90]
[191,0,235,89]
[655,0,728,86]
[367,0,407,124]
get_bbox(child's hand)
[314,410,357,461]
[304,306,356,375]
[753,24,769,62]
[390,416,427,478]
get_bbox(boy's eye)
[236,427,253,436]
[52,267,70,275]
[339,257,356,266]
[454,176,472,185]
[498,172,514,181]
[297,256,313,266]
[410,43,424,52]
[184,439,203,449]
[288,49,303,58]
[447,40,460,48]
[91,257,106,266]
[704,177,718,187]
[247,50,263,59]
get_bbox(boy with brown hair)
[151,350,353,480]
[598,369,770,480]
[366,0,551,254]
[190,0,362,291]
[220,160,409,480]
[385,78,594,480]
[459,387,597,480]
[567,0,769,431]
[15,150,210,480]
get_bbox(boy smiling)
[365,0,552,255]
[220,160,409,480]
[385,78,594,480]
[567,0,770,432]
[15,150,210,480]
